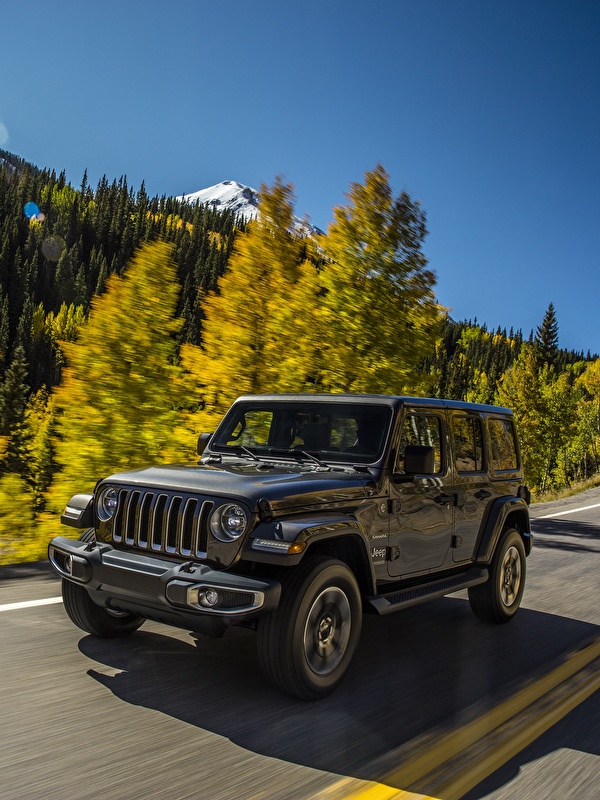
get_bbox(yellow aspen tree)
[316,165,444,395]
[46,241,183,511]
[184,178,321,431]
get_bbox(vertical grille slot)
[180,498,198,556]
[197,501,213,556]
[166,496,183,553]
[151,494,168,551]
[124,491,141,545]
[137,492,153,548]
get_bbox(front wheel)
[62,580,144,637]
[468,528,526,623]
[257,557,362,700]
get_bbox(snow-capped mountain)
[177,180,260,222]
[177,180,323,236]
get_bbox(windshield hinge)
[257,497,273,522]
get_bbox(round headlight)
[97,487,118,522]
[210,503,248,542]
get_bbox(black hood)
[104,460,374,512]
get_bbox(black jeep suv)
[49,394,532,699]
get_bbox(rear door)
[450,411,491,563]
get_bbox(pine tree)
[0,344,30,477]
[535,302,559,365]
[0,292,9,369]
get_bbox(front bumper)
[48,536,281,633]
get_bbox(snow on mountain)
[177,180,260,222]
[177,180,323,236]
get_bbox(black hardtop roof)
[232,393,513,416]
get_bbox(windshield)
[210,401,392,464]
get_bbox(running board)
[367,567,488,615]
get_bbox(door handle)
[434,493,454,506]
[474,489,491,500]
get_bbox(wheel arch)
[300,533,376,596]
[247,515,376,595]
[475,497,532,564]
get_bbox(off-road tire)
[61,528,144,636]
[62,580,144,637]
[257,556,362,700]
[468,528,526,624]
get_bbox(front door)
[387,409,454,578]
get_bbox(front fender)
[245,513,367,561]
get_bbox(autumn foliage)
[1,157,599,562]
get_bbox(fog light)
[199,589,220,608]
[64,554,73,575]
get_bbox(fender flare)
[244,514,376,591]
[475,496,532,564]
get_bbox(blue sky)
[1,0,599,354]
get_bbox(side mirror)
[404,444,435,475]
[197,432,213,456]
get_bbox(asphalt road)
[0,488,599,800]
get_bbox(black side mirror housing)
[404,444,435,475]
[197,432,213,456]
[61,494,94,529]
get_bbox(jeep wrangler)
[49,394,532,699]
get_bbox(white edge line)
[533,501,600,520]
[0,597,63,613]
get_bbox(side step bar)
[367,567,488,615]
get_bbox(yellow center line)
[315,634,600,800]
[433,661,600,800]
[359,635,600,796]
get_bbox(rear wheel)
[257,557,362,700]
[468,528,526,623]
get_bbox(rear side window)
[453,416,484,473]
[397,413,443,473]
[488,418,519,471]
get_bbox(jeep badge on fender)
[49,393,532,700]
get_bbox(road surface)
[1,488,598,799]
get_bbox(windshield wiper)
[267,448,330,468]
[223,444,259,461]
[298,450,329,467]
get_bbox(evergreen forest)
[1,149,599,564]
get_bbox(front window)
[396,413,443,473]
[211,401,393,464]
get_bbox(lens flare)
[0,122,8,146]
[42,235,66,261]
[24,201,41,219]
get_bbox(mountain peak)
[176,180,260,222]
[177,180,323,236]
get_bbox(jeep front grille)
[112,489,213,559]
